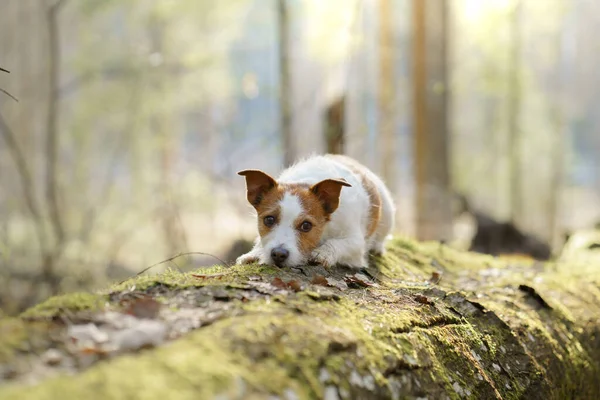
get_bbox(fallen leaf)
[271,277,288,289]
[344,273,374,288]
[286,280,302,292]
[326,277,348,291]
[270,277,303,292]
[124,297,162,319]
[428,271,442,285]
[311,275,329,286]
[414,294,433,305]
[79,346,108,355]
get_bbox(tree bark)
[507,0,523,225]
[46,0,66,248]
[277,0,295,167]
[412,0,452,241]
[378,0,395,192]
[42,0,68,293]
[324,96,345,155]
[1,238,599,399]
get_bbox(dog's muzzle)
[270,246,289,267]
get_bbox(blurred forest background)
[1,0,599,315]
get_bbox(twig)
[0,88,18,102]
[0,67,17,101]
[118,251,231,285]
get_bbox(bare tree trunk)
[148,16,188,256]
[412,0,452,241]
[4,240,600,398]
[46,0,65,246]
[507,0,522,224]
[277,0,295,166]
[378,0,395,191]
[324,96,345,154]
[43,0,68,293]
[547,109,563,251]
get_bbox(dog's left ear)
[310,178,352,214]
[238,170,278,207]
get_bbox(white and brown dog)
[236,154,395,269]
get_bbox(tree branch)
[0,88,18,102]
[0,113,47,252]
[117,252,231,285]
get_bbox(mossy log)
[1,237,600,399]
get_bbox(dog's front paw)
[236,252,260,265]
[310,246,336,269]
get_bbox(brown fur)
[237,170,277,206]
[325,154,382,237]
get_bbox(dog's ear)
[310,178,352,214]
[238,170,278,207]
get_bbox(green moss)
[0,319,262,400]
[20,292,107,320]
[109,264,279,293]
[0,318,27,363]
[2,236,599,399]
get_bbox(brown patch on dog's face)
[289,186,329,256]
[255,189,283,238]
[292,179,351,256]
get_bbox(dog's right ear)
[237,170,278,207]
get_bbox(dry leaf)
[271,277,288,289]
[271,277,303,292]
[414,294,433,305]
[311,275,329,286]
[326,277,348,291]
[124,297,161,319]
[428,271,442,285]
[287,280,302,292]
[344,273,374,288]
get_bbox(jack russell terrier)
[236,154,395,269]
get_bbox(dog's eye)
[264,216,276,227]
[299,221,312,232]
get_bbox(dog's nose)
[271,247,289,267]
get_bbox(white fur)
[258,193,304,266]
[237,155,395,269]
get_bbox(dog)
[236,154,395,268]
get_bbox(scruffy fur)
[237,154,395,269]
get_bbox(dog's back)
[279,155,395,258]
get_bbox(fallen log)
[0,237,599,399]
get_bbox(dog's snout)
[271,247,289,267]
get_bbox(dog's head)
[238,169,351,267]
